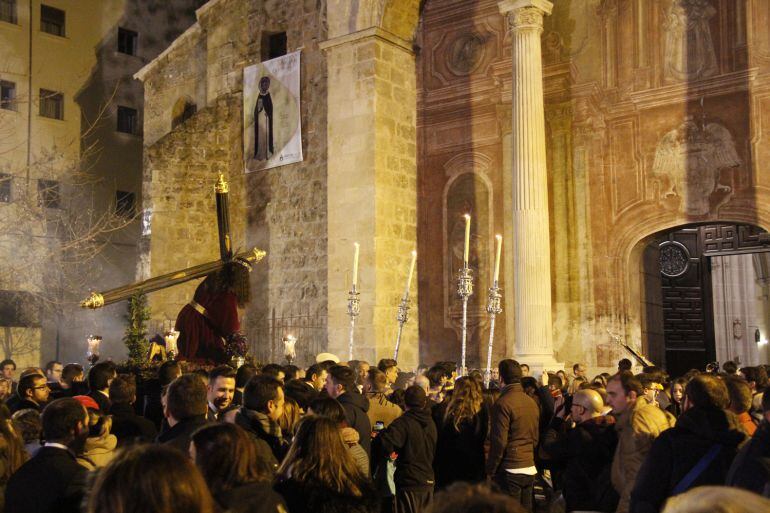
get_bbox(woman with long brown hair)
[433,376,488,489]
[0,404,27,511]
[274,415,377,513]
[86,444,215,513]
[191,423,286,513]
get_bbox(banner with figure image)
[243,51,303,172]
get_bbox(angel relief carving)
[652,118,741,216]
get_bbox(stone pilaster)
[320,28,419,368]
[498,0,561,370]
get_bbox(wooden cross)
[80,174,265,309]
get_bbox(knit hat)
[73,395,100,410]
[404,385,427,409]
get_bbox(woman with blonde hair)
[433,376,488,489]
[662,486,770,513]
[86,444,215,513]
[274,415,377,513]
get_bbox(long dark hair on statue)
[202,261,251,306]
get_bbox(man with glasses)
[10,373,50,413]
[541,389,619,512]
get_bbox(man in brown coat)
[486,359,540,513]
[607,371,675,513]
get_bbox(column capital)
[498,0,553,30]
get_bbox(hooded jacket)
[611,396,675,513]
[726,419,770,495]
[629,406,746,513]
[378,407,438,490]
[541,415,619,512]
[235,408,287,466]
[76,434,117,470]
[337,391,372,457]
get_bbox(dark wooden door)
[658,224,767,377]
[659,228,715,377]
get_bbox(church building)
[135,0,770,374]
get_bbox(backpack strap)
[672,444,722,495]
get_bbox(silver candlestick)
[347,285,360,361]
[393,295,410,360]
[484,281,503,388]
[457,265,474,376]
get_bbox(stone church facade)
[136,0,770,371]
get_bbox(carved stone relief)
[446,32,486,76]
[652,118,740,215]
[663,0,719,82]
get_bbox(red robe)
[175,281,240,365]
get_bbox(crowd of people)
[0,354,768,513]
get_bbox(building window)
[0,173,11,203]
[261,31,287,61]
[0,81,15,111]
[117,27,138,55]
[117,106,138,134]
[39,89,63,119]
[37,179,60,209]
[0,0,18,24]
[115,190,135,218]
[40,4,65,37]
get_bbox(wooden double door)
[656,224,766,377]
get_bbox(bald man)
[540,389,619,512]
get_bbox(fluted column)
[499,0,561,369]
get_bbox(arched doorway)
[640,223,770,377]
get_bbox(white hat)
[316,352,340,364]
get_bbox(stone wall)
[139,0,329,362]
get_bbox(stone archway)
[616,212,770,372]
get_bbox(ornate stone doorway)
[642,223,769,377]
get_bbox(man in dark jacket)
[5,398,89,513]
[726,389,770,494]
[8,373,50,413]
[486,359,540,513]
[326,364,371,456]
[109,375,157,446]
[630,374,747,513]
[540,389,619,512]
[234,374,287,467]
[156,373,210,454]
[206,365,236,421]
[378,385,437,513]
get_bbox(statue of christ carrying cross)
[80,174,264,365]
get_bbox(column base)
[512,354,564,375]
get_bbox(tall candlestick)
[463,214,471,266]
[352,242,360,288]
[493,234,502,283]
[403,250,417,298]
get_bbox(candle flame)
[464,214,470,220]
[496,234,502,241]
[411,250,417,256]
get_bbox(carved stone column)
[498,0,561,370]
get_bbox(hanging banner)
[243,50,303,172]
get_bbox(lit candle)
[352,242,360,288]
[493,234,502,284]
[463,214,471,267]
[404,250,417,298]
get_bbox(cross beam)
[80,174,265,309]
